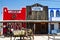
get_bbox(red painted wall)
[3,7,26,20]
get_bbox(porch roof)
[0,20,60,23]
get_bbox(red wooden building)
[3,7,26,35]
[3,7,26,27]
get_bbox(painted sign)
[32,7,43,11]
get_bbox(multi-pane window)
[56,10,60,17]
[50,10,54,17]
[32,11,43,20]
[32,11,37,20]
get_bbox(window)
[50,10,54,17]
[50,24,54,30]
[59,23,60,29]
[58,23,60,32]
[56,10,60,17]
[32,11,37,20]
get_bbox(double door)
[35,23,48,34]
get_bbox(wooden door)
[35,23,48,34]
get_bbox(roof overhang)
[0,20,60,23]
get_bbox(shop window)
[56,10,60,17]
[50,10,54,17]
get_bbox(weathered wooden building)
[26,3,48,34]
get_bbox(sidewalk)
[0,36,60,40]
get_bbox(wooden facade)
[26,3,48,20]
[26,3,48,34]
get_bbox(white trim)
[54,10,56,17]
[52,17,60,21]
[0,20,49,22]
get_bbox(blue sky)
[0,0,60,20]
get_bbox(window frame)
[56,10,60,17]
[50,10,54,17]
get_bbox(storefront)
[48,8,60,34]
[26,3,48,34]
[27,22,48,34]
[3,7,26,35]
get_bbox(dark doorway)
[35,23,48,34]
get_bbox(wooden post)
[34,23,35,34]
